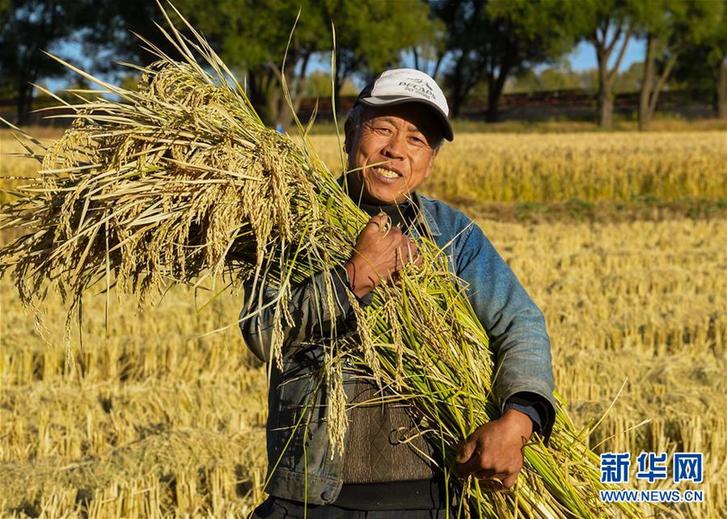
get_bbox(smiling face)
[344,103,442,205]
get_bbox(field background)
[1,128,726,518]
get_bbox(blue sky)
[568,38,645,72]
[45,36,646,92]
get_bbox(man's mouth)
[370,166,403,181]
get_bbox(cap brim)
[359,96,454,142]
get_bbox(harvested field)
[1,131,725,517]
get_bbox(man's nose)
[381,132,406,160]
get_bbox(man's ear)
[423,146,440,180]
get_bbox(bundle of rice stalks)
[0,4,641,517]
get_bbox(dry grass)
[1,280,268,517]
[1,215,724,517]
[495,217,727,519]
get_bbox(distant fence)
[284,88,702,120]
[495,89,694,109]
[0,88,706,126]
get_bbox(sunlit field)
[1,130,725,517]
[4,130,727,206]
[311,132,727,204]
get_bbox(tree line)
[1,0,726,129]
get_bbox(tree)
[158,1,436,125]
[432,0,581,121]
[241,1,325,127]
[669,0,727,120]
[718,15,727,120]
[577,0,638,128]
[322,0,436,114]
[0,0,96,124]
[614,61,643,93]
[508,65,599,94]
[302,70,357,98]
[430,0,486,118]
[537,64,586,91]
[85,0,326,126]
[635,0,723,130]
[81,0,186,73]
[409,15,448,81]
[486,0,584,120]
[95,1,435,126]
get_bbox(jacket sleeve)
[454,222,556,440]
[239,265,365,364]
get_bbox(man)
[241,69,555,517]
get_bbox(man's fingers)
[455,441,485,477]
[502,473,518,489]
[456,439,477,464]
[396,237,420,267]
[357,214,422,280]
[456,444,518,483]
[370,213,391,234]
[363,213,389,235]
[370,213,388,224]
[456,454,486,477]
[477,474,510,492]
[454,420,526,488]
[473,468,498,480]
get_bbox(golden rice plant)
[425,132,727,204]
[299,132,727,214]
[0,3,641,517]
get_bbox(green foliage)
[508,65,598,93]
[671,0,727,99]
[575,0,640,127]
[302,71,357,98]
[179,0,323,70]
[433,0,583,119]
[508,61,640,95]
[632,0,724,128]
[0,0,97,123]
[613,62,642,93]
[631,0,723,44]
[326,0,434,81]
[323,0,436,114]
[2,0,726,127]
[153,0,433,123]
[488,0,585,58]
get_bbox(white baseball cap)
[354,68,453,141]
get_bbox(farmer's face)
[345,104,441,204]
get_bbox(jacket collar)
[411,192,441,237]
[336,174,442,237]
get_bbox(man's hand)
[344,213,420,299]
[455,409,533,489]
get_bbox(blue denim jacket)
[239,191,556,505]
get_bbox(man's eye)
[374,126,392,135]
[409,135,426,146]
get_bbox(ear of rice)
[0,3,641,517]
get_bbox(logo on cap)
[397,79,436,101]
